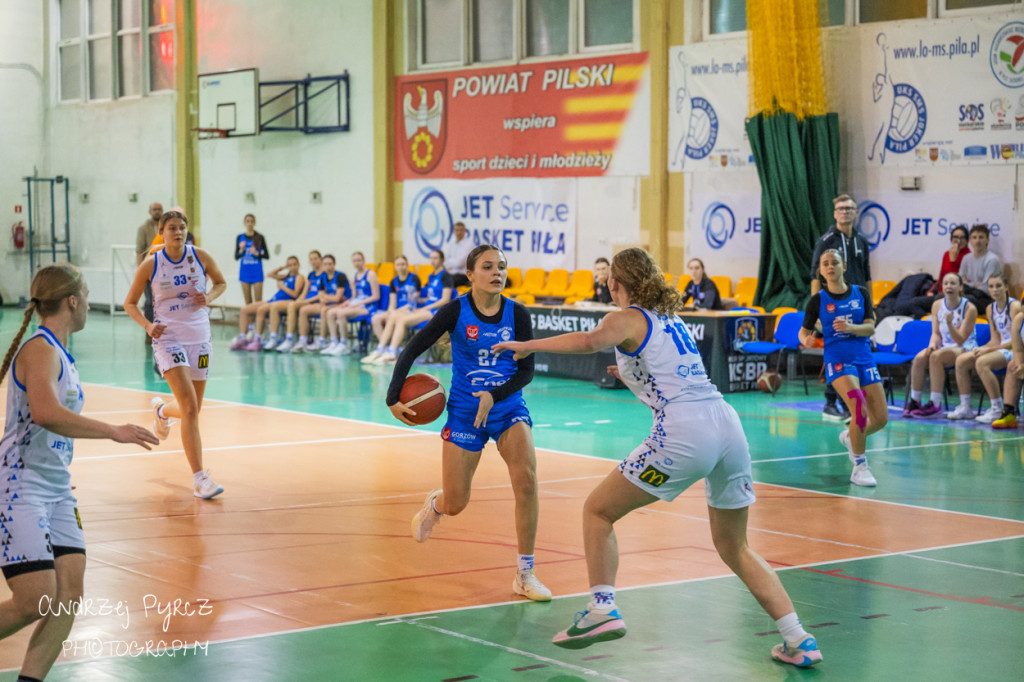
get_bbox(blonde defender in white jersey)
[492,248,822,668]
[124,210,229,499]
[0,264,157,681]
[950,273,1021,423]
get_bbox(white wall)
[0,2,46,303]
[196,0,375,306]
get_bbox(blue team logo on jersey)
[856,201,890,252]
[498,327,513,342]
[409,186,454,259]
[676,364,690,378]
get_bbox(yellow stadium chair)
[506,268,546,297]
[538,269,571,297]
[676,274,692,293]
[456,285,471,295]
[734,277,758,307]
[515,293,536,305]
[664,272,674,287]
[365,263,377,273]
[505,267,523,291]
[563,269,595,304]
[711,275,732,298]
[417,264,434,284]
[771,306,798,317]
[872,280,896,305]
[377,261,396,285]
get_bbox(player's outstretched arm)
[493,309,639,359]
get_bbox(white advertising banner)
[668,41,754,172]
[854,192,1014,264]
[855,15,1024,167]
[687,194,763,260]
[402,178,577,271]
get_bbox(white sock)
[959,394,970,408]
[517,554,534,573]
[286,334,294,341]
[374,345,385,352]
[430,498,443,516]
[192,470,206,484]
[993,398,1004,410]
[589,584,616,609]
[776,613,809,645]
[930,392,943,405]
[387,346,398,354]
[911,389,922,402]
[247,324,255,332]
[330,336,338,343]
[156,404,167,420]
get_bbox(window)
[706,0,847,36]
[942,0,1016,10]
[859,0,927,23]
[56,0,175,102]
[414,0,637,71]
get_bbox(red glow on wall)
[159,31,174,63]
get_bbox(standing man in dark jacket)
[810,194,873,421]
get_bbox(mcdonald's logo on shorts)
[638,464,669,488]
[198,354,209,369]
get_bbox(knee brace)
[847,389,867,432]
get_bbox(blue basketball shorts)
[440,403,532,452]
[825,358,882,386]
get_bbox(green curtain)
[747,111,840,311]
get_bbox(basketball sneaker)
[911,401,942,418]
[552,607,626,649]
[151,396,170,440]
[771,635,822,668]
[901,397,921,418]
[512,570,551,602]
[992,407,1018,430]
[838,429,856,464]
[411,489,443,542]
[309,338,327,353]
[975,405,1003,424]
[228,334,247,351]
[243,336,262,352]
[850,462,877,487]
[263,335,279,351]
[945,403,974,420]
[361,349,382,364]
[275,338,295,353]
[322,341,341,355]
[194,470,224,499]
[821,403,844,422]
[373,351,397,365]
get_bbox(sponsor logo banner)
[395,53,650,180]
[668,41,753,172]
[403,178,576,270]
[688,194,762,259]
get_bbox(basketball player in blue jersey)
[273,250,323,352]
[386,245,551,602]
[799,249,887,487]
[1,264,158,681]
[363,255,421,364]
[235,213,269,305]
[951,274,1019,422]
[229,256,305,351]
[124,210,229,499]
[292,254,351,353]
[374,249,454,364]
[323,251,381,355]
[492,248,822,668]
[904,272,978,418]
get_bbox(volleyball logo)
[702,202,735,250]
[990,22,1024,88]
[885,83,927,154]
[855,201,890,252]
[409,186,453,258]
[685,98,719,160]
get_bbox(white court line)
[899,553,1024,578]
[754,435,1024,464]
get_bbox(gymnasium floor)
[0,309,1021,681]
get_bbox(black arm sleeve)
[802,293,821,331]
[386,299,461,405]
[234,234,244,260]
[706,280,724,310]
[680,282,694,307]
[488,302,535,404]
[858,285,875,320]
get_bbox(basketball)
[757,370,782,394]
[399,373,447,425]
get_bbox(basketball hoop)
[193,128,230,140]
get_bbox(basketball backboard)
[198,68,259,136]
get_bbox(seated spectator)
[959,223,1001,312]
[991,310,1024,429]
[445,221,475,288]
[592,257,612,304]
[681,258,724,310]
[927,224,969,295]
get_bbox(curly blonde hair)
[611,248,681,316]
[1,263,83,385]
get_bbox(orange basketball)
[757,370,782,394]
[399,374,447,425]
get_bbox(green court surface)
[1,310,1022,681]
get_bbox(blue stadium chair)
[350,284,390,353]
[740,311,806,395]
[871,319,931,406]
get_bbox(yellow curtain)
[747,0,826,119]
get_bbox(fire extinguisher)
[12,221,25,249]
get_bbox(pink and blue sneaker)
[911,401,942,418]
[552,607,626,649]
[771,635,823,668]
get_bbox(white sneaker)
[322,341,341,355]
[512,570,552,602]
[361,349,382,364]
[975,405,1003,424]
[336,343,353,355]
[275,338,294,353]
[372,351,397,365]
[839,429,857,465]
[850,462,877,487]
[946,403,975,420]
[289,340,306,353]
[194,470,224,499]
[411,489,443,542]
[310,339,327,353]
[151,397,170,440]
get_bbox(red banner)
[395,53,650,180]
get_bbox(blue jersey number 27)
[661,315,698,355]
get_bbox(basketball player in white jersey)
[492,248,822,668]
[124,210,228,499]
[1,264,157,681]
